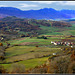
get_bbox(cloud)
[31,1,75,6]
[59,1,75,6]
[0,5,8,7]
[19,4,38,7]
[31,1,57,4]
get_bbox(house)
[71,46,73,48]
[51,41,74,46]
[54,42,58,45]
[53,53,56,55]
[51,41,54,44]
[1,37,4,41]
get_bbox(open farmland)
[0,17,75,74]
[1,36,62,71]
[0,35,75,73]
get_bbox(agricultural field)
[0,35,75,73]
[0,17,75,74]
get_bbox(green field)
[36,24,75,35]
[2,57,48,72]
[0,17,75,73]
[5,46,60,62]
[0,23,75,73]
[1,36,64,72]
[2,37,61,46]
[12,23,75,36]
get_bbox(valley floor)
[0,35,75,73]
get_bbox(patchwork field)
[0,35,75,73]
[0,15,75,74]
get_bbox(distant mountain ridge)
[0,7,75,19]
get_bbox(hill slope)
[0,16,73,37]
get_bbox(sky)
[0,1,75,10]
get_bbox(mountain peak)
[0,7,75,19]
[40,8,56,11]
[0,7,21,11]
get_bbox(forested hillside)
[0,16,72,32]
[0,16,74,41]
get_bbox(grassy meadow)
[1,36,64,72]
[1,33,75,73]
[0,23,75,73]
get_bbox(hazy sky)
[0,1,75,10]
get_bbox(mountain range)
[0,7,75,20]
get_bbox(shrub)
[13,44,19,46]
[35,45,38,47]
[43,54,50,57]
[37,36,47,39]
[9,63,25,73]
[48,57,70,73]
[0,53,5,60]
[48,55,57,60]
[66,51,72,55]
[30,50,34,52]
[29,67,47,73]
[70,50,75,61]
[63,51,65,53]
[0,56,5,60]
[29,63,48,73]
[14,60,19,62]
[67,61,75,73]
[20,34,25,37]
[2,60,6,64]
[0,46,5,51]
[0,43,3,46]
[34,54,39,58]
[65,47,74,51]
[0,65,6,73]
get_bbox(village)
[51,41,74,47]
